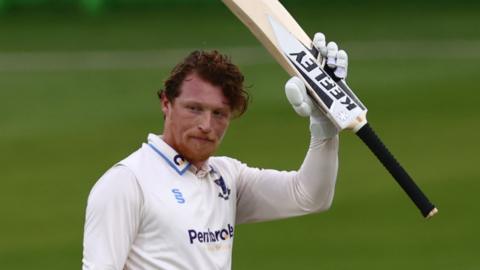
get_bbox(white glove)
[285,33,349,139]
[285,76,338,139]
[313,32,348,79]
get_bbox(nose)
[198,112,213,133]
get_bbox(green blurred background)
[1,0,479,269]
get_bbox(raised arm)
[236,33,347,224]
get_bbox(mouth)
[191,136,215,144]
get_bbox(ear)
[160,93,171,116]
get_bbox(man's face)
[161,73,232,167]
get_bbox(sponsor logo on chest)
[188,224,234,244]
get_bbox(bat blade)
[222,0,367,130]
[268,15,367,130]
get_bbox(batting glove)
[313,32,348,80]
[285,33,348,139]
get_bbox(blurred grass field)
[1,2,479,269]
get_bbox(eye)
[186,104,202,113]
[213,109,229,119]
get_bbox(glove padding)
[285,32,348,139]
[285,76,338,139]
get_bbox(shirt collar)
[147,134,191,175]
[188,162,215,178]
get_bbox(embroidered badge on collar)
[173,154,186,166]
[147,142,190,175]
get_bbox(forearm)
[293,135,339,212]
[235,135,339,223]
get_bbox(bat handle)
[355,123,438,218]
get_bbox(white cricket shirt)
[83,133,338,270]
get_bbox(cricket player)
[82,33,348,270]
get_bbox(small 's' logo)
[214,176,230,200]
[172,188,185,204]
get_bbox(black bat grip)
[356,123,437,218]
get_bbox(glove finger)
[326,41,338,68]
[334,50,348,79]
[285,76,305,106]
[294,102,311,117]
[313,32,327,57]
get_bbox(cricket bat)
[222,0,438,218]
